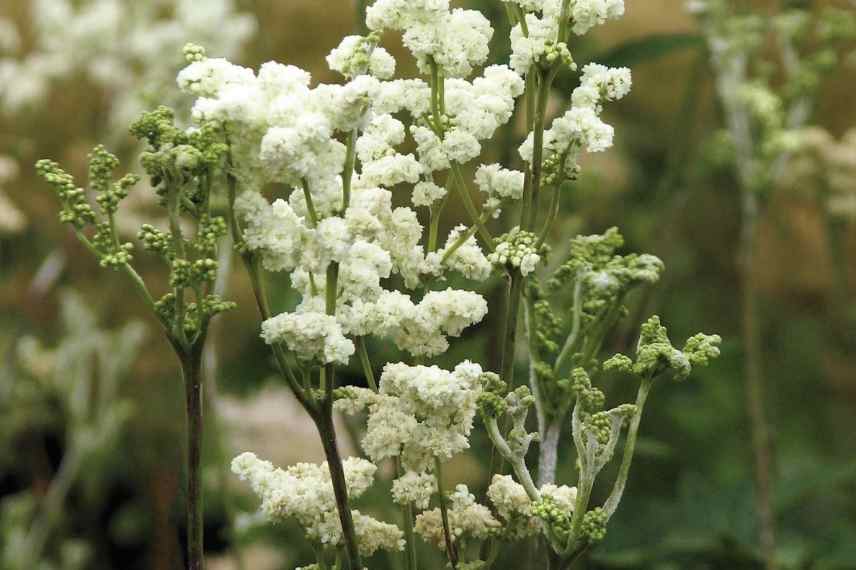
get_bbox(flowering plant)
[37,1,722,569]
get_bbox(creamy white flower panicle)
[234,192,306,272]
[336,361,486,471]
[570,0,625,35]
[411,180,447,208]
[487,474,533,520]
[572,63,632,111]
[261,312,355,365]
[392,471,438,510]
[475,163,526,216]
[0,0,254,126]
[327,35,396,80]
[231,452,403,554]
[414,484,500,549]
[424,225,493,282]
[367,1,492,78]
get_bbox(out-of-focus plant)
[0,155,24,234]
[690,1,856,568]
[0,0,255,131]
[36,111,237,570]
[0,291,145,570]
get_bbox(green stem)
[356,337,377,391]
[500,271,525,389]
[441,211,492,265]
[553,278,584,375]
[342,130,358,212]
[602,378,652,518]
[302,180,319,228]
[521,71,554,231]
[427,191,450,253]
[450,164,495,251]
[434,459,459,570]
[395,458,418,570]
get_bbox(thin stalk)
[434,459,459,570]
[602,378,652,518]
[500,271,525,389]
[427,191,449,253]
[450,164,495,250]
[553,278,584,375]
[181,346,205,570]
[342,130,358,211]
[740,190,777,570]
[317,410,363,570]
[441,211,492,264]
[521,71,554,231]
[302,180,320,228]
[394,458,418,570]
[356,337,377,391]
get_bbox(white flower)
[475,163,525,214]
[392,471,438,510]
[427,225,493,282]
[327,35,397,80]
[411,180,447,208]
[572,63,632,110]
[361,153,422,188]
[539,483,578,511]
[261,312,354,365]
[487,474,532,520]
[234,192,307,272]
[571,0,625,35]
[356,114,406,163]
[509,13,559,75]
[337,361,487,471]
[231,452,402,553]
[414,485,500,549]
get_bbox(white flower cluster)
[424,225,493,282]
[0,0,254,128]
[392,471,438,510]
[486,475,578,537]
[571,63,632,111]
[520,63,631,177]
[327,35,396,80]
[367,1,493,78]
[414,484,500,548]
[260,312,354,366]
[475,163,526,216]
[336,361,486,471]
[231,452,403,555]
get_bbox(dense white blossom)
[475,163,526,215]
[411,180,447,208]
[367,2,492,78]
[336,361,487,471]
[392,471,438,510]
[414,484,500,548]
[261,312,354,365]
[327,35,396,80]
[0,0,254,127]
[234,192,306,272]
[424,226,493,282]
[231,452,403,554]
[487,474,532,520]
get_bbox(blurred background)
[1,1,855,569]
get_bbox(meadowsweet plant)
[36,108,235,570]
[690,2,855,567]
[38,1,723,569]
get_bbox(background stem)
[181,346,205,570]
